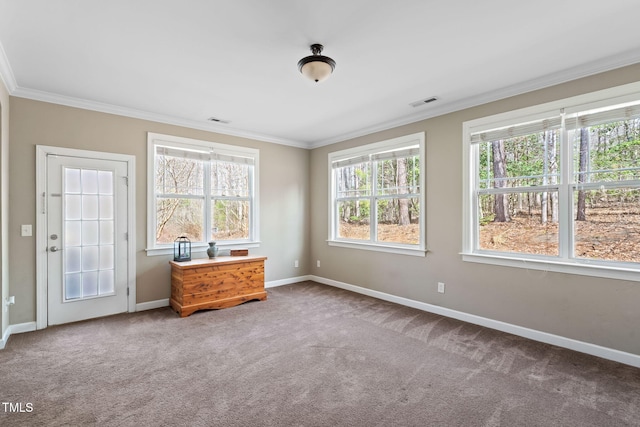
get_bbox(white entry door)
[46,154,129,325]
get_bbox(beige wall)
[9,98,310,324]
[310,63,640,356]
[5,63,640,357]
[0,77,9,340]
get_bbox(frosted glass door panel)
[63,167,116,301]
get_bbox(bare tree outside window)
[492,140,510,223]
[153,145,254,246]
[155,156,203,243]
[576,127,589,221]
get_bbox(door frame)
[35,145,136,329]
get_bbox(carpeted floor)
[1,281,639,426]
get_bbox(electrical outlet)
[294,260,299,268]
[317,260,321,268]
[437,282,445,293]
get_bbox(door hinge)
[125,232,128,241]
[123,176,129,186]
[127,287,130,296]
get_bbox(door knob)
[49,246,62,252]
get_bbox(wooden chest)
[169,255,267,317]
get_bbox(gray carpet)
[1,281,639,426]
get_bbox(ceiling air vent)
[410,97,438,108]
[207,117,230,124]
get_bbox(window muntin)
[329,133,425,254]
[147,134,258,253]
[569,103,640,184]
[336,160,371,198]
[475,127,562,258]
[568,108,640,264]
[465,91,640,273]
[477,128,561,189]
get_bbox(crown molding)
[309,49,640,149]
[0,41,17,92]
[4,43,640,151]
[9,86,309,149]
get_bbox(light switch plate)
[21,224,33,237]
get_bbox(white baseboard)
[309,275,640,369]
[11,275,635,368]
[134,277,311,311]
[266,275,312,288]
[0,326,8,350]
[10,322,37,334]
[0,321,37,349]
[136,299,169,312]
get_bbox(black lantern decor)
[174,236,191,262]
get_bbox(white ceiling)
[1,1,640,148]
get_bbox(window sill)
[146,242,261,257]
[328,240,426,257]
[461,252,639,282]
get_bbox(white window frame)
[328,132,426,257]
[146,133,260,256]
[462,81,640,281]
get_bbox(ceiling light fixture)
[297,44,336,83]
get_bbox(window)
[463,82,640,281]
[328,133,425,256]
[147,133,259,255]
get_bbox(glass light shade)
[300,60,334,83]
[298,44,336,83]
